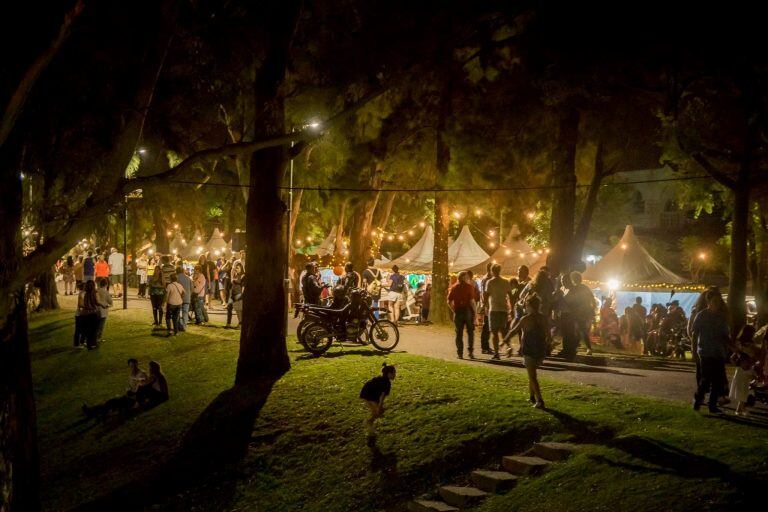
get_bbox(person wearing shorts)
[483,264,513,359]
[505,294,548,409]
[108,248,125,298]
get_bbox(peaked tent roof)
[206,228,228,255]
[582,225,689,286]
[466,225,539,276]
[311,226,337,257]
[169,234,187,255]
[449,225,490,272]
[380,225,434,272]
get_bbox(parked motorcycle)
[295,288,400,355]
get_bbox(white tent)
[467,225,539,276]
[582,225,689,287]
[310,226,337,257]
[449,225,490,272]
[381,225,434,272]
[206,228,228,256]
[169,234,187,256]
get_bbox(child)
[359,363,396,437]
[729,353,756,416]
[505,294,547,408]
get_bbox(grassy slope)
[29,308,768,512]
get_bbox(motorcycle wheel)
[369,320,399,351]
[296,318,314,348]
[303,323,334,355]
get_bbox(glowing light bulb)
[306,236,312,242]
[526,211,536,219]
[621,243,628,250]
[505,249,511,255]
[387,235,394,241]
[408,230,414,236]
[166,230,172,236]
[607,279,620,291]
[453,211,461,219]
[172,249,177,254]
[489,230,496,237]
[698,252,706,260]
[419,221,426,228]
[173,224,179,229]
[196,247,202,254]
[397,235,404,241]
[475,208,482,216]
[197,236,202,241]
[489,242,496,248]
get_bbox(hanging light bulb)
[489,230,496,237]
[474,208,482,216]
[505,249,511,255]
[173,223,179,229]
[453,211,461,219]
[489,242,496,248]
[387,235,394,241]
[397,235,404,241]
[408,230,414,236]
[418,221,426,228]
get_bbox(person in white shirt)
[108,247,125,298]
[136,254,149,298]
[96,278,113,343]
[163,273,185,336]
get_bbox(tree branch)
[0,0,84,147]
[692,152,737,189]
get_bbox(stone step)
[531,441,578,461]
[438,485,488,508]
[408,499,460,512]
[502,455,551,475]
[470,469,519,493]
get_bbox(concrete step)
[408,499,459,512]
[470,469,519,493]
[502,455,551,475]
[531,441,578,461]
[438,485,488,508]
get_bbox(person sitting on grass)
[82,358,147,419]
[505,294,547,409]
[359,363,396,437]
[136,360,169,406]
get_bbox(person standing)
[95,255,110,284]
[136,253,149,298]
[339,262,361,294]
[447,271,478,359]
[566,272,596,356]
[108,247,125,298]
[226,263,245,328]
[83,251,95,283]
[388,265,406,324]
[479,262,493,355]
[148,266,165,327]
[362,258,383,318]
[164,273,185,336]
[691,291,730,413]
[77,281,101,349]
[631,296,648,347]
[301,262,323,305]
[73,255,85,291]
[484,264,513,360]
[192,265,209,325]
[420,283,432,323]
[175,266,192,332]
[61,255,76,295]
[96,278,113,343]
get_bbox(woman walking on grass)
[360,363,396,437]
[505,294,547,409]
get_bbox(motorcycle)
[295,288,400,356]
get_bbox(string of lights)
[162,172,728,193]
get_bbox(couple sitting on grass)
[82,358,169,419]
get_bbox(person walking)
[164,273,185,336]
[388,265,406,324]
[95,255,110,285]
[506,294,548,408]
[175,266,192,331]
[108,247,125,298]
[226,263,244,328]
[566,272,596,356]
[447,271,478,359]
[691,290,730,413]
[73,255,85,291]
[484,264,513,360]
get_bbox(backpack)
[366,269,382,296]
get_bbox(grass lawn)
[30,306,768,511]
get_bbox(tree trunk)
[153,208,169,254]
[334,198,348,257]
[0,155,40,512]
[729,182,750,333]
[374,191,396,232]
[572,139,604,261]
[431,193,451,324]
[755,202,768,328]
[349,169,382,272]
[34,267,59,312]
[547,107,579,276]
[176,0,300,467]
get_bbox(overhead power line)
[162,172,725,193]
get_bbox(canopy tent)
[169,234,187,256]
[582,225,690,288]
[466,225,539,276]
[380,225,434,272]
[449,225,490,272]
[205,227,228,256]
[310,226,337,258]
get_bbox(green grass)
[29,306,768,511]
